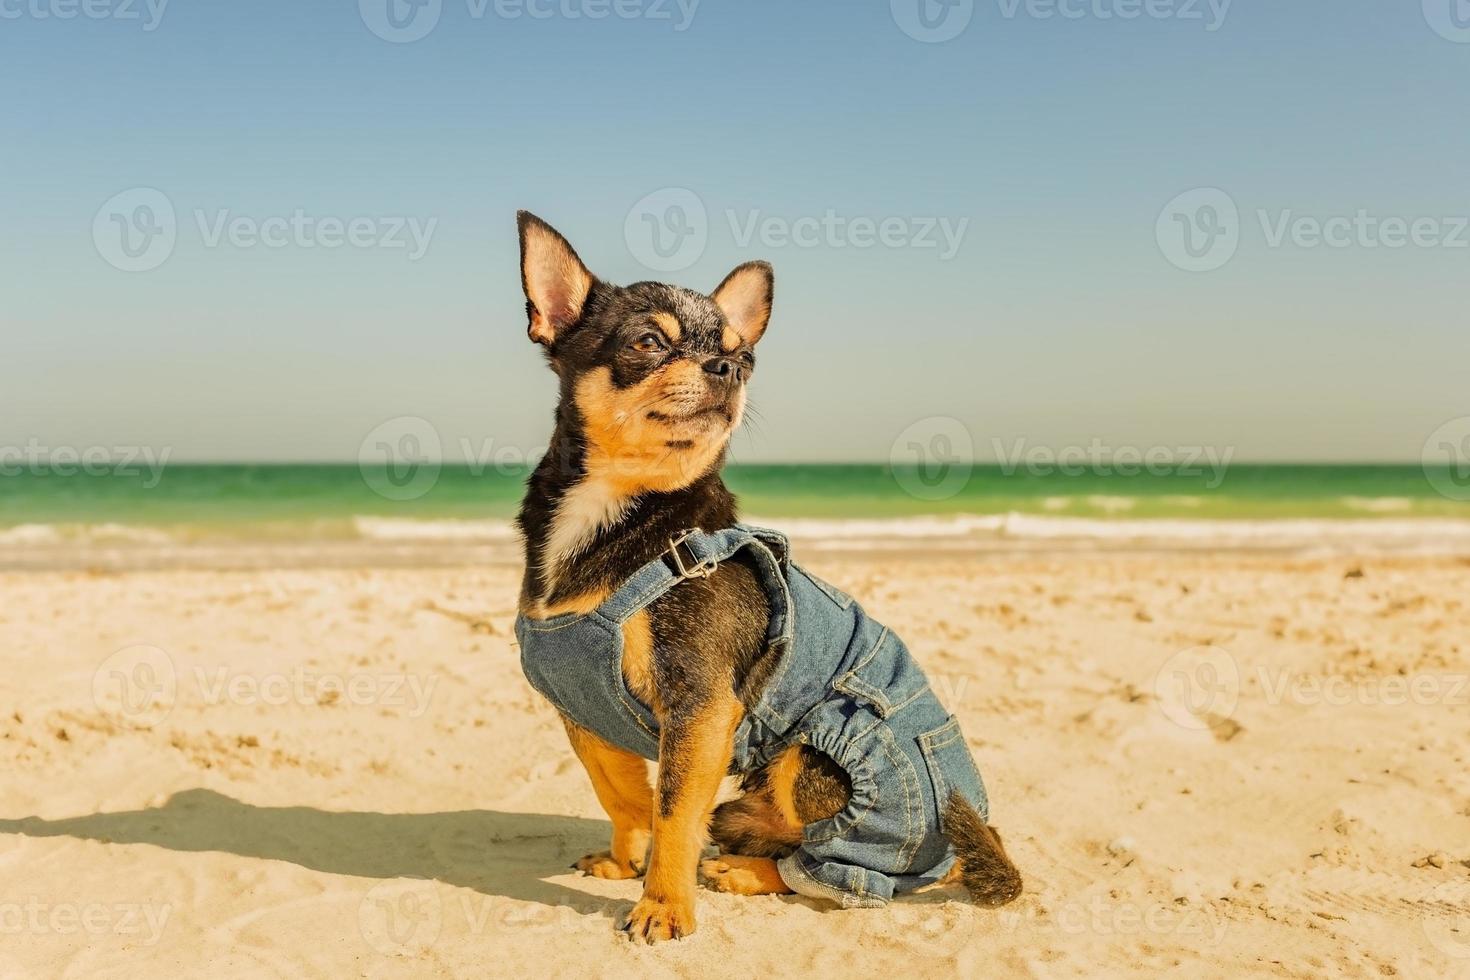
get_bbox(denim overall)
[516,524,990,908]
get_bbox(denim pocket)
[832,628,930,719]
[918,715,988,830]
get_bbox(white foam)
[1340,496,1415,514]
[350,516,521,542]
[755,513,1470,555]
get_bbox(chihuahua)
[512,211,1021,943]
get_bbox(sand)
[2,553,1468,978]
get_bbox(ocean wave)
[0,522,178,546]
[758,513,1470,554]
[350,516,521,542]
[1339,496,1415,514]
[4,512,1469,558]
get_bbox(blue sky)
[3,0,1467,463]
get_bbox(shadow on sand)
[0,788,625,920]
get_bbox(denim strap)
[595,525,785,625]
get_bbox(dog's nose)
[702,356,743,385]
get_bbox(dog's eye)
[631,333,665,354]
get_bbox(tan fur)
[521,221,593,345]
[563,723,653,880]
[764,745,807,830]
[619,609,660,714]
[574,366,731,496]
[650,311,682,343]
[700,855,793,896]
[627,696,745,942]
[712,265,772,346]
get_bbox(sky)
[3,0,1468,465]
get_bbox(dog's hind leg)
[700,854,792,895]
[703,745,851,895]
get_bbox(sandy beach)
[2,548,1467,978]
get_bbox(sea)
[2,463,1468,570]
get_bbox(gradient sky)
[3,0,1467,464]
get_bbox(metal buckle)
[668,529,717,579]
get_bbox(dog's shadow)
[0,788,623,920]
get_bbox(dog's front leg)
[623,695,743,943]
[563,720,653,880]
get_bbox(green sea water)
[1,464,1466,539]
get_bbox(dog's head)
[517,211,772,494]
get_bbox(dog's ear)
[518,211,595,347]
[712,261,774,347]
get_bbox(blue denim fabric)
[516,524,990,907]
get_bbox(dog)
[511,211,1021,943]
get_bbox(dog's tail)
[942,792,1023,907]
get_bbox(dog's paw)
[700,856,791,896]
[573,850,643,880]
[621,895,695,943]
